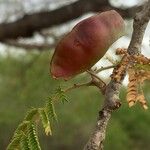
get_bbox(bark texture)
[83,0,150,149]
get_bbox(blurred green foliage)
[0,51,150,150]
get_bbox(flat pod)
[50,10,125,80]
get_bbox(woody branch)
[83,0,150,150]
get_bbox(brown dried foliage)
[111,48,129,82]
[114,48,150,109]
[127,68,138,107]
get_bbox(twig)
[83,1,150,149]
[86,70,106,85]
[64,81,93,93]
[86,70,106,93]
[87,70,102,80]
[95,65,115,74]
[59,65,113,95]
[59,67,110,96]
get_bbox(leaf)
[60,93,69,104]
[7,133,22,150]
[20,134,30,150]
[55,86,69,104]
[133,54,150,65]
[137,94,148,110]
[46,97,58,122]
[14,121,30,135]
[24,108,38,121]
[7,121,30,150]
[127,69,138,107]
[27,123,41,150]
[38,108,52,136]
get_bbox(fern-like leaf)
[27,123,41,150]
[60,93,69,104]
[14,121,29,135]
[46,97,58,122]
[20,134,30,150]
[55,86,69,104]
[7,121,30,150]
[38,108,52,135]
[24,108,38,121]
[7,133,22,150]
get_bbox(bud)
[50,10,125,79]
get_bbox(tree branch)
[0,0,141,41]
[83,0,150,149]
[128,0,150,55]
[5,40,56,51]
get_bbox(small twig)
[59,68,109,96]
[64,81,93,93]
[87,70,101,80]
[87,70,106,85]
[86,70,107,94]
[61,67,109,94]
[95,65,115,74]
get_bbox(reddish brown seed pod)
[50,10,125,80]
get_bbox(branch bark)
[83,0,150,149]
[0,0,140,41]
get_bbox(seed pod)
[50,10,125,79]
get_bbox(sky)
[0,0,149,84]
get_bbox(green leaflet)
[20,134,30,150]
[46,97,58,122]
[14,121,30,135]
[7,133,22,150]
[27,123,41,150]
[7,121,30,150]
[55,86,69,104]
[7,86,70,149]
[38,108,52,135]
[24,108,38,121]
